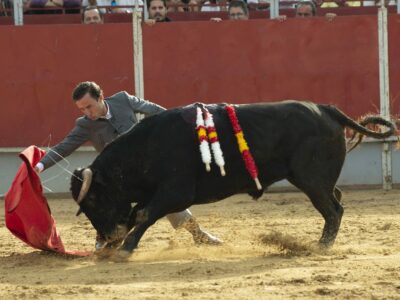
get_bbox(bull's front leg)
[114,179,195,260]
[113,204,167,260]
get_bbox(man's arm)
[124,92,166,116]
[36,119,90,172]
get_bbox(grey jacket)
[40,91,165,170]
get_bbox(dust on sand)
[1,190,399,299]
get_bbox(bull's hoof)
[111,249,132,262]
[318,238,335,249]
[95,247,117,259]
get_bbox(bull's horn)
[77,168,93,204]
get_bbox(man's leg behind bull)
[118,208,221,256]
[166,210,222,245]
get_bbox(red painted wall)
[0,15,394,147]
[388,14,400,117]
[0,24,134,147]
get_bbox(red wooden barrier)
[144,16,380,112]
[0,24,134,147]
[388,14,400,118]
[0,15,392,147]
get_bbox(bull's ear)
[93,171,106,186]
[76,208,83,216]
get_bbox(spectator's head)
[82,6,103,24]
[312,0,324,7]
[295,1,316,18]
[148,0,168,22]
[72,81,106,120]
[228,0,249,20]
[296,1,317,18]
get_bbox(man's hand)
[34,163,44,174]
[276,15,287,22]
[144,19,157,26]
[325,13,337,22]
[210,17,223,22]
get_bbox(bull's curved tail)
[321,105,396,153]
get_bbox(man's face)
[229,7,249,20]
[296,5,313,18]
[83,9,103,24]
[149,0,167,21]
[75,93,106,120]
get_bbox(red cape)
[4,146,90,256]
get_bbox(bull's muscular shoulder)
[179,102,222,124]
[180,103,198,124]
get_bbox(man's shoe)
[182,217,223,245]
[193,229,223,245]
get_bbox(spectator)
[296,0,317,17]
[247,0,269,11]
[210,0,249,22]
[145,0,170,24]
[201,0,227,12]
[166,0,184,12]
[25,0,80,14]
[228,0,248,20]
[1,0,11,16]
[82,5,103,23]
[314,0,360,8]
[82,0,144,14]
[363,0,396,6]
[5,0,29,15]
[277,0,336,21]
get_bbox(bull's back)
[231,101,343,161]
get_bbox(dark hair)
[81,6,103,22]
[295,1,316,16]
[228,0,249,15]
[147,0,167,9]
[72,81,103,102]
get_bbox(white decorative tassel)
[196,107,212,171]
[204,110,226,176]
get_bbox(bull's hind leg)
[334,186,342,203]
[288,137,346,247]
[292,183,344,247]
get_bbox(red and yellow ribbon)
[225,104,262,190]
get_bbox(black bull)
[70,101,395,256]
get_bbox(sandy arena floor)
[1,189,399,299]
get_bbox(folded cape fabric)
[4,146,90,256]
